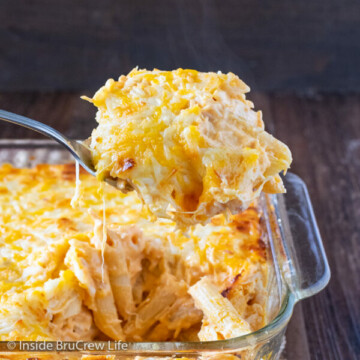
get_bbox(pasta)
[0,163,269,342]
[64,239,124,340]
[189,277,251,340]
[84,68,292,225]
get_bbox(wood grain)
[0,0,359,92]
[0,92,359,359]
[267,94,360,360]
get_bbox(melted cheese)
[71,160,82,208]
[84,68,292,225]
[101,183,107,281]
[0,163,268,341]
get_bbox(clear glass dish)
[0,140,330,360]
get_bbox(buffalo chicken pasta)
[0,163,269,341]
[84,68,292,225]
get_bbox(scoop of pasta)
[84,68,292,225]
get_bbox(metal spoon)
[0,109,120,188]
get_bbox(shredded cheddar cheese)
[0,163,269,341]
[84,68,292,225]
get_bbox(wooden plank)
[269,94,360,359]
[0,92,96,139]
[283,304,311,360]
[0,0,359,92]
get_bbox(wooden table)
[0,92,359,359]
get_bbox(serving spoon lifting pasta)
[0,109,118,188]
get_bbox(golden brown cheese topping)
[85,68,292,225]
[0,163,269,341]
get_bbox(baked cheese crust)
[0,163,268,341]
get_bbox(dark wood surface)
[0,92,359,359]
[1,0,360,93]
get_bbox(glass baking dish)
[0,139,330,360]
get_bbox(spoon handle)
[0,109,99,177]
[0,109,71,145]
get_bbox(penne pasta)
[65,239,124,340]
[0,164,270,342]
[189,277,251,340]
[124,274,191,340]
[92,217,136,320]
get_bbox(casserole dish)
[0,139,330,360]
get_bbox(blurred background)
[0,1,359,359]
[1,0,359,93]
